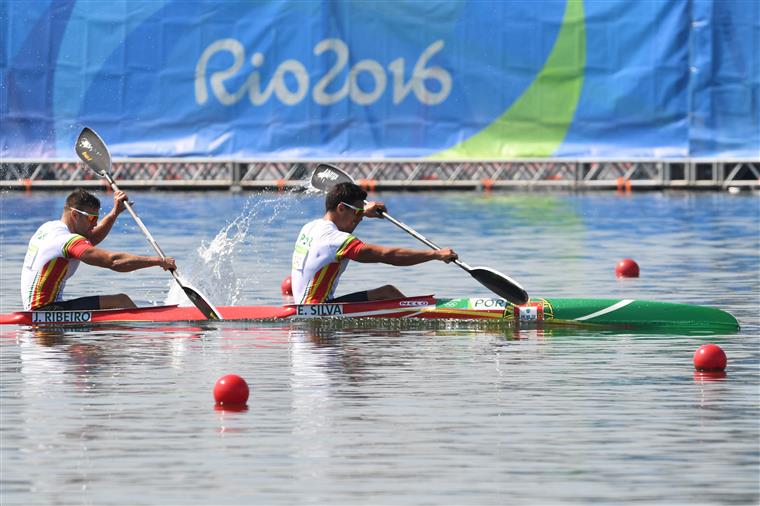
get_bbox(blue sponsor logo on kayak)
[399,300,430,307]
[32,311,92,324]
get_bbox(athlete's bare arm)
[79,247,175,273]
[89,191,128,246]
[353,244,457,266]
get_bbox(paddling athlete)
[291,182,458,303]
[21,189,176,311]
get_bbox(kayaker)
[21,189,176,311]
[291,182,458,303]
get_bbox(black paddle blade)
[183,286,222,320]
[469,266,529,305]
[75,127,111,177]
[310,163,355,192]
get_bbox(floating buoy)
[281,275,293,296]
[615,258,640,278]
[213,374,249,407]
[693,344,727,372]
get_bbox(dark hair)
[325,182,367,212]
[65,189,100,211]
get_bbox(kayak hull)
[0,296,739,331]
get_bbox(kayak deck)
[0,295,740,332]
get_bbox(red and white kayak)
[0,295,739,331]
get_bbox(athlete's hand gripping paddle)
[75,127,222,320]
[309,164,529,305]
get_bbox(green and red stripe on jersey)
[302,236,363,304]
[63,235,91,258]
[28,236,92,309]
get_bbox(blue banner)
[1,0,758,159]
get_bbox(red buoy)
[615,258,640,278]
[693,344,727,372]
[213,374,249,407]
[281,275,293,296]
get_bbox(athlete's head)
[63,189,101,234]
[65,189,101,212]
[325,182,367,232]
[325,182,367,212]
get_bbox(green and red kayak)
[0,295,739,331]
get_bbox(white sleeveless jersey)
[20,220,92,310]
[291,219,364,303]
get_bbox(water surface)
[1,190,758,504]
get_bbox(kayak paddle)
[309,164,529,305]
[75,127,222,320]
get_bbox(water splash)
[164,194,295,306]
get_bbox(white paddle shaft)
[104,175,192,292]
[105,175,169,261]
[372,205,473,271]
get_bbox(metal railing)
[1,159,758,191]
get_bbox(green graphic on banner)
[431,0,586,159]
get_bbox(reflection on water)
[1,191,758,504]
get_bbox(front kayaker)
[21,189,176,311]
[291,182,458,304]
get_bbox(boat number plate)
[294,305,344,317]
[31,311,93,323]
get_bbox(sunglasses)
[70,207,99,224]
[340,202,364,216]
